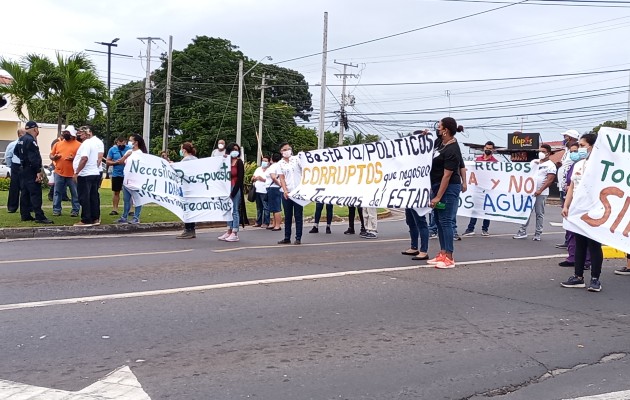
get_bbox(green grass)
[0,190,364,228]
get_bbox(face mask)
[230,150,239,158]
[282,149,292,158]
[179,149,184,157]
[569,152,580,162]
[117,144,126,151]
[62,133,72,141]
[261,161,269,168]
[577,147,588,159]
[218,144,224,150]
[484,150,492,156]
[128,141,134,147]
[538,152,547,160]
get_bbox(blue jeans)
[53,175,79,214]
[282,197,303,241]
[406,208,429,252]
[314,202,333,225]
[467,218,490,232]
[228,189,241,232]
[255,192,270,225]
[122,187,142,220]
[428,210,437,234]
[432,183,461,254]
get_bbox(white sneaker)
[218,231,230,241]
[225,233,240,242]
[513,232,527,239]
[481,231,490,237]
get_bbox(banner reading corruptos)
[288,134,435,214]
[564,127,630,253]
[123,154,232,223]
[457,161,539,224]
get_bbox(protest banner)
[123,154,232,222]
[563,127,630,253]
[457,161,538,224]
[289,134,435,215]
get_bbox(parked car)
[0,163,9,178]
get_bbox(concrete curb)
[0,210,393,240]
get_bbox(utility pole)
[334,60,358,146]
[138,37,162,151]
[256,74,272,165]
[318,12,328,149]
[162,35,173,153]
[235,56,272,150]
[517,116,528,132]
[445,90,451,116]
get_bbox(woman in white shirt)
[117,134,147,224]
[251,155,271,228]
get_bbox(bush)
[0,177,9,191]
[244,162,257,188]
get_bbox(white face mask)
[218,144,224,150]
[538,151,547,160]
[128,141,134,147]
[282,149,292,158]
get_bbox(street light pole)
[95,38,119,143]
[235,55,272,150]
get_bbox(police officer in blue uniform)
[14,121,53,224]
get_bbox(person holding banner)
[513,144,556,241]
[176,142,199,239]
[428,117,464,269]
[117,134,147,224]
[310,203,333,234]
[252,155,272,229]
[463,141,497,237]
[277,142,304,245]
[345,206,365,235]
[561,133,603,292]
[218,143,248,242]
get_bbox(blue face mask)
[261,161,269,168]
[577,147,588,159]
[569,152,580,162]
[179,149,184,157]
[230,150,240,158]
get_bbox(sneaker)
[344,228,355,235]
[116,217,128,224]
[74,221,94,227]
[429,232,438,239]
[614,267,630,276]
[70,211,79,217]
[225,233,240,242]
[177,230,196,239]
[462,230,475,237]
[481,230,490,237]
[555,243,568,249]
[294,239,301,245]
[360,228,367,236]
[309,226,319,234]
[435,257,456,269]
[532,235,541,241]
[109,210,119,216]
[359,231,368,238]
[427,254,446,265]
[52,211,61,216]
[513,232,527,239]
[326,226,331,234]
[561,275,585,288]
[587,278,602,292]
[454,234,461,241]
[218,231,230,241]
[362,232,378,239]
[277,239,292,244]
[558,261,574,267]
[92,219,101,226]
[130,217,140,225]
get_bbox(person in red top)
[463,141,498,237]
[49,125,81,217]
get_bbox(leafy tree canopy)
[592,120,627,133]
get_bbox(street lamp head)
[112,38,120,44]
[266,56,273,61]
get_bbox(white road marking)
[0,365,151,399]
[0,249,193,265]
[0,254,566,312]
[563,389,630,399]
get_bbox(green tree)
[593,120,627,133]
[343,131,380,146]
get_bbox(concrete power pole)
[256,74,272,165]
[334,61,358,146]
[318,12,328,149]
[138,36,162,151]
[236,59,244,147]
[162,35,173,153]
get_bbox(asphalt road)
[1,206,629,400]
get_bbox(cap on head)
[562,129,579,139]
[62,125,77,137]
[25,121,38,129]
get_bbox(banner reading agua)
[457,161,539,224]
[289,134,435,214]
[123,154,232,222]
[564,127,630,253]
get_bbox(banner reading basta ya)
[563,127,630,254]
[123,154,232,222]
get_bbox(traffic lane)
[1,259,629,399]
[0,225,565,306]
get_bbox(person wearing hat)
[555,129,580,249]
[13,121,53,224]
[49,125,81,217]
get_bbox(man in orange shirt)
[49,125,81,217]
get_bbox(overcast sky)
[2,0,630,152]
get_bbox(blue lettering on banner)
[483,193,533,216]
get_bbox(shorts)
[111,176,124,192]
[267,186,282,213]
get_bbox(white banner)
[288,135,435,214]
[458,161,539,224]
[563,127,630,253]
[123,154,232,222]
